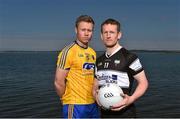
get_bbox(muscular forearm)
[92,79,99,98]
[130,78,148,103]
[54,68,68,98]
[92,85,98,99]
[54,79,66,98]
[111,79,148,111]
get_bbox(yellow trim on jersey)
[57,42,96,104]
[68,104,74,119]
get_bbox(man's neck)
[106,43,122,56]
[76,39,88,49]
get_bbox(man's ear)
[75,27,77,34]
[100,33,103,41]
[118,32,122,40]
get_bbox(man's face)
[75,21,94,45]
[101,24,121,47]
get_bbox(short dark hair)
[75,15,95,28]
[101,18,121,33]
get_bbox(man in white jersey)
[93,18,148,118]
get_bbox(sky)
[0,0,179,51]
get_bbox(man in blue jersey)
[93,18,148,118]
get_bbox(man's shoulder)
[60,42,76,52]
[56,42,77,57]
[120,47,137,58]
[120,48,140,65]
[87,46,94,50]
[97,53,105,61]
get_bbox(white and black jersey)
[96,47,144,95]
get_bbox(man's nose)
[107,32,111,37]
[85,31,89,36]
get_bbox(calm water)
[0,51,180,118]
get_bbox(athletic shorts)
[62,103,100,118]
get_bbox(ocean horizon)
[1,49,180,52]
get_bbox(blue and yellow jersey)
[57,41,96,104]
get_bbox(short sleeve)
[129,58,144,76]
[56,49,72,70]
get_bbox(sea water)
[0,51,180,117]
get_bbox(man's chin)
[105,42,117,48]
[105,44,115,48]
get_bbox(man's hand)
[95,89,108,110]
[111,94,134,111]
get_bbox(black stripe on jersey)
[58,42,75,68]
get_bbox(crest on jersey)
[92,55,95,60]
[85,53,90,61]
[114,60,120,64]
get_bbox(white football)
[98,83,124,109]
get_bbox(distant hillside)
[129,49,180,53]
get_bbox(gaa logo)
[104,93,114,98]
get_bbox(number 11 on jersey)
[104,62,109,68]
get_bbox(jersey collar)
[75,40,88,49]
[105,46,122,58]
